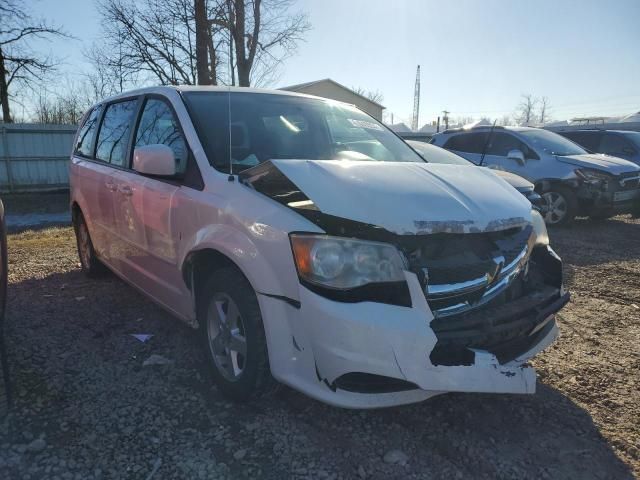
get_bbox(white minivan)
[70,86,568,408]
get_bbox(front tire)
[542,186,578,225]
[74,212,107,277]
[198,267,275,402]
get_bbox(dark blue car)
[558,129,640,166]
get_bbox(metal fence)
[0,123,77,193]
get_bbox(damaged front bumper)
[258,245,568,409]
[576,173,640,215]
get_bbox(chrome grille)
[396,225,533,318]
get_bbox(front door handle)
[105,182,117,192]
[119,185,133,197]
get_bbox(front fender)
[179,222,302,303]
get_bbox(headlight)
[290,234,406,289]
[531,210,549,246]
[575,169,611,183]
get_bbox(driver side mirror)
[133,144,176,177]
[507,149,526,166]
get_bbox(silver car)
[431,126,640,224]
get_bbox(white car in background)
[70,86,568,408]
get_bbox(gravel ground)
[0,216,638,479]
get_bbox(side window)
[134,98,189,174]
[95,100,138,167]
[488,132,529,157]
[444,132,489,154]
[74,107,101,157]
[600,133,635,156]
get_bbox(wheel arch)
[534,177,579,194]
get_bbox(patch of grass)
[8,226,75,248]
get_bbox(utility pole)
[411,65,420,131]
[442,110,450,130]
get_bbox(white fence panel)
[0,124,77,193]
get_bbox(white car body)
[70,86,567,408]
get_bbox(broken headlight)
[575,168,611,186]
[531,210,549,246]
[290,234,406,289]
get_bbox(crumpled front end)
[258,232,568,409]
[242,159,569,408]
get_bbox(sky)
[27,0,640,126]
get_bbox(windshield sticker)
[348,119,383,131]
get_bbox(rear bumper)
[259,254,567,409]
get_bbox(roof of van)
[97,85,346,106]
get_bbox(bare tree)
[194,0,212,84]
[83,35,141,100]
[34,89,87,125]
[515,94,537,126]
[351,86,384,104]
[455,116,475,126]
[222,0,310,86]
[97,0,203,86]
[538,96,551,124]
[97,0,309,88]
[498,114,512,126]
[0,0,68,122]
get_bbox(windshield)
[519,129,587,156]
[407,140,473,166]
[183,91,424,172]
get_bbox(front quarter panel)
[176,180,324,307]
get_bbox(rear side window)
[95,100,138,167]
[74,107,101,157]
[444,132,489,154]
[562,131,601,152]
[134,98,188,174]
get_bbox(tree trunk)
[0,47,12,123]
[232,0,250,86]
[195,0,211,85]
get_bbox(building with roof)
[280,79,385,121]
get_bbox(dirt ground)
[0,216,638,479]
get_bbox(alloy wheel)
[542,191,568,224]
[206,293,248,381]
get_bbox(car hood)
[558,153,640,175]
[490,169,534,190]
[252,159,532,235]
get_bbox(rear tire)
[198,267,276,402]
[542,186,578,226]
[74,212,107,277]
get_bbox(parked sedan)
[431,126,640,224]
[407,140,547,212]
[70,86,568,408]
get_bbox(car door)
[112,96,192,314]
[70,104,125,262]
[92,98,140,272]
[481,132,542,179]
